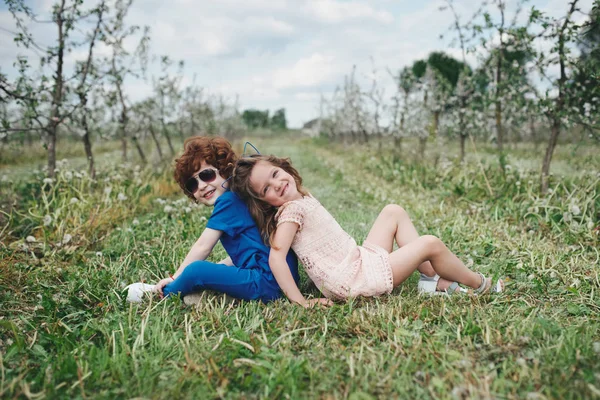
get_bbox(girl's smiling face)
[191,160,228,206]
[250,161,302,207]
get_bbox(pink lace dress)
[275,196,394,300]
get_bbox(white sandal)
[125,282,156,303]
[473,272,504,295]
[418,273,468,296]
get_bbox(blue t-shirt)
[206,191,300,283]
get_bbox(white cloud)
[304,0,394,24]
[272,53,338,89]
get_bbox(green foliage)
[242,109,270,129]
[270,108,287,130]
[427,51,470,88]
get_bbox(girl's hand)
[303,298,333,308]
[154,277,174,297]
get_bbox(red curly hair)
[174,136,238,200]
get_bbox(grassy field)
[1,135,599,399]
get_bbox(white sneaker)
[125,282,156,303]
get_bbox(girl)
[126,137,305,305]
[230,155,503,307]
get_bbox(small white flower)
[62,234,72,244]
[570,204,581,216]
[184,207,192,213]
[570,278,581,288]
[156,198,166,205]
[1,175,8,182]
[593,342,600,354]
[43,215,53,227]
[132,219,139,225]
[64,171,73,181]
[200,216,207,222]
[164,205,174,213]
[95,251,103,257]
[69,198,79,205]
[104,187,112,195]
[43,178,53,185]
[74,172,83,179]
[26,236,36,243]
[117,193,128,201]
[588,221,595,230]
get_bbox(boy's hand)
[303,298,333,308]
[154,277,174,297]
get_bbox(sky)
[0,0,595,128]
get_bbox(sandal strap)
[446,282,460,295]
[474,272,487,294]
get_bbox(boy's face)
[190,160,228,206]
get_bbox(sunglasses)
[185,168,217,194]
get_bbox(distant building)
[302,118,322,137]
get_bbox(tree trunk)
[178,121,185,143]
[530,115,538,149]
[119,107,128,161]
[47,0,66,178]
[394,136,402,155]
[131,135,147,164]
[419,137,427,159]
[432,110,441,166]
[47,130,57,177]
[149,123,164,160]
[460,134,466,163]
[81,113,95,178]
[161,119,175,155]
[121,134,127,161]
[541,118,560,194]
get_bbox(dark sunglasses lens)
[198,169,217,183]
[185,177,198,194]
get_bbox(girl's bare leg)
[364,205,453,290]
[386,235,482,288]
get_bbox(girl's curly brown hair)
[174,136,238,200]
[230,155,308,246]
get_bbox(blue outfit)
[163,191,299,303]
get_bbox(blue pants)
[163,260,282,303]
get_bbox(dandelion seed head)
[43,178,53,185]
[69,198,79,205]
[570,278,580,288]
[26,236,36,243]
[43,215,53,227]
[62,234,72,244]
[570,204,580,215]
[117,193,128,201]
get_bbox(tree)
[528,1,584,193]
[242,109,270,129]
[103,0,150,162]
[3,0,102,177]
[270,108,287,130]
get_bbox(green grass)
[1,135,599,399]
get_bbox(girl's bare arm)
[269,222,331,308]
